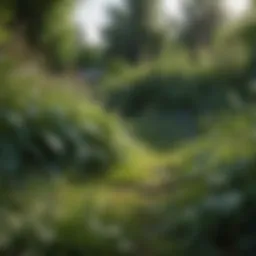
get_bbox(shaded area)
[105,68,252,149]
[131,110,199,150]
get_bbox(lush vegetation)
[0,0,256,255]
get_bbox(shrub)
[0,58,122,180]
[156,157,256,256]
[104,62,251,119]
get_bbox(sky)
[74,0,251,45]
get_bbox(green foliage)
[1,109,255,256]
[77,47,104,69]
[39,0,79,70]
[0,0,79,70]
[103,0,164,63]
[1,0,256,255]
[157,157,256,256]
[0,2,12,45]
[105,64,250,118]
[178,0,224,53]
[0,59,122,180]
[0,181,143,255]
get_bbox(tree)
[178,0,224,54]
[39,0,79,70]
[103,0,164,63]
[0,2,11,45]
[1,0,79,70]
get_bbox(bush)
[0,58,123,180]
[0,181,140,256]
[137,110,256,255]
[104,61,251,119]
[156,157,256,256]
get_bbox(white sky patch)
[222,0,251,18]
[75,0,251,45]
[74,0,123,44]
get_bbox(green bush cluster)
[103,17,256,119]
[0,59,121,180]
[156,157,256,256]
[0,107,118,178]
[105,66,251,118]
[0,191,136,256]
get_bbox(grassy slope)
[2,105,254,254]
[1,56,255,254]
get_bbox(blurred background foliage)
[0,0,256,255]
